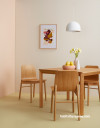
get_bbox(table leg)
[39,71,43,107]
[67,91,70,100]
[80,73,84,115]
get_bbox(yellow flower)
[78,48,81,52]
[70,50,72,53]
[72,48,74,51]
[75,50,78,54]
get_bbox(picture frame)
[39,24,57,49]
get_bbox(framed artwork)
[39,24,57,49]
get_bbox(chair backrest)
[21,65,36,79]
[54,71,79,91]
[84,65,99,81]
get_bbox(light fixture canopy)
[66,21,81,32]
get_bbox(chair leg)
[54,85,57,121]
[87,84,90,106]
[19,83,22,100]
[51,91,53,113]
[77,88,80,121]
[44,81,47,101]
[67,91,70,100]
[30,84,32,103]
[97,83,100,101]
[33,83,35,97]
[84,86,85,99]
[72,91,74,113]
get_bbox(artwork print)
[40,24,57,49]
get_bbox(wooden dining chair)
[84,65,100,106]
[19,65,47,103]
[50,71,80,121]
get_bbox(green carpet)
[0,93,100,128]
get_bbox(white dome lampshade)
[66,21,81,32]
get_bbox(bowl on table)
[62,65,75,70]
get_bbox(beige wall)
[16,0,100,94]
[0,0,15,97]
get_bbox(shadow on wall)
[0,83,6,97]
[0,69,15,97]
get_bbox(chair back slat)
[21,65,36,79]
[55,71,79,91]
[84,65,99,81]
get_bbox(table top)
[39,67,100,76]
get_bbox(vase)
[74,57,80,70]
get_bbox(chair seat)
[21,78,46,84]
[84,80,99,85]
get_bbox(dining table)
[39,67,100,115]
